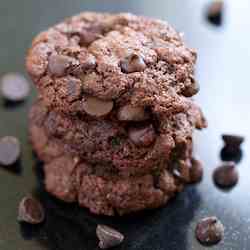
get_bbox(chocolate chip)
[78,26,103,46]
[18,197,45,224]
[173,160,191,183]
[117,105,149,121]
[182,81,200,97]
[189,158,203,183]
[206,1,224,26]
[0,73,30,102]
[173,168,181,178]
[76,51,96,72]
[213,162,238,188]
[81,56,96,71]
[222,134,244,149]
[82,97,113,117]
[120,54,146,73]
[0,136,21,166]
[129,125,156,147]
[72,55,96,76]
[220,146,242,163]
[96,225,124,249]
[79,31,99,46]
[220,134,244,162]
[67,78,82,102]
[48,54,72,77]
[195,217,224,246]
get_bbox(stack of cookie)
[26,12,207,216]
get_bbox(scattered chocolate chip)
[0,73,30,102]
[189,158,203,183]
[117,105,149,121]
[18,197,45,224]
[129,125,156,147]
[0,136,21,166]
[48,54,72,77]
[220,146,242,163]
[82,96,113,117]
[120,54,146,73]
[96,224,124,249]
[195,217,224,246]
[182,81,200,97]
[213,162,238,188]
[206,1,224,26]
[222,134,244,149]
[220,134,244,162]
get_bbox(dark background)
[0,0,250,249]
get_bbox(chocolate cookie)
[26,12,198,118]
[29,99,206,177]
[30,123,185,215]
[47,156,183,216]
[27,12,207,216]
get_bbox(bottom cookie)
[44,155,183,216]
[29,123,195,216]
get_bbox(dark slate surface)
[0,0,250,249]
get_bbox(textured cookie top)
[26,12,198,117]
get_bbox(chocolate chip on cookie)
[82,97,114,117]
[128,125,156,147]
[48,54,72,77]
[117,105,149,121]
[182,81,200,97]
[120,54,146,73]
[78,26,103,46]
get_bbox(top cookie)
[26,12,198,118]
